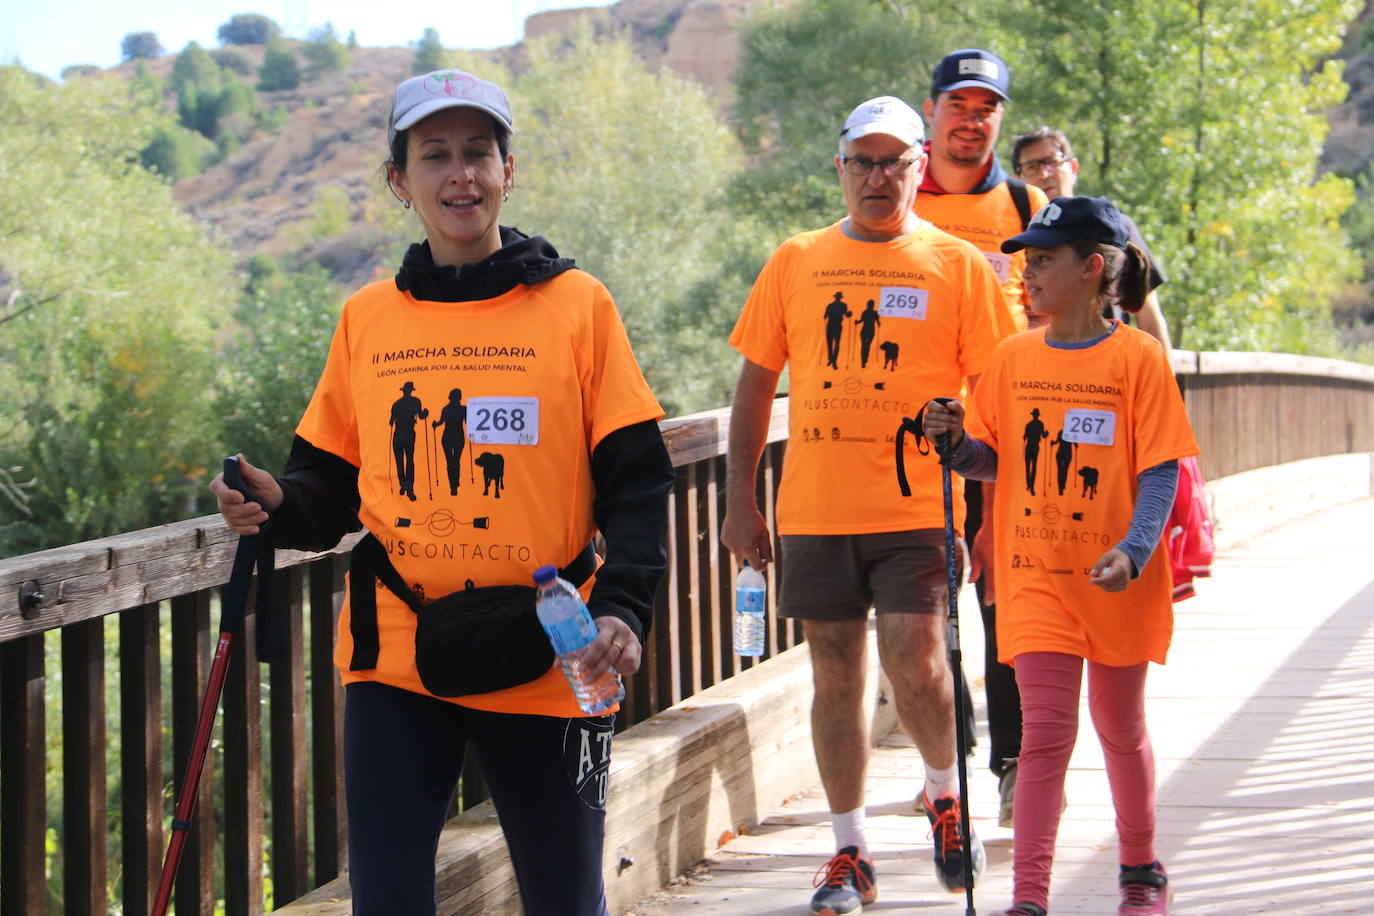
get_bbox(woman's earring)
[502,190,510,202]
[403,199,412,209]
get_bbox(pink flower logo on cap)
[425,70,486,101]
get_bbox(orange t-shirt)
[297,272,663,716]
[730,220,1005,535]
[916,181,1049,333]
[965,323,1199,666]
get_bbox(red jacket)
[1167,455,1214,601]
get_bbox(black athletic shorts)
[779,529,961,621]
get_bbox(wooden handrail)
[1,352,1372,915]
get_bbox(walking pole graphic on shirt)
[423,418,434,501]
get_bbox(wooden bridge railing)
[0,352,1371,914]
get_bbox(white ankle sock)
[924,762,958,801]
[831,805,867,857]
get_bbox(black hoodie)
[268,228,673,644]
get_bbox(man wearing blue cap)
[915,49,1047,832]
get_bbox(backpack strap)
[1006,177,1033,229]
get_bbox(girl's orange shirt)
[965,323,1198,666]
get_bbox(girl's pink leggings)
[1011,651,1156,909]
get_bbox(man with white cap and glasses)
[722,94,1003,914]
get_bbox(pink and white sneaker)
[1119,861,1169,914]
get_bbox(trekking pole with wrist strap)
[152,456,275,916]
[933,398,977,916]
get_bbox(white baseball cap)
[389,69,514,147]
[840,96,924,147]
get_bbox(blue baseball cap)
[1001,196,1130,253]
[931,49,1010,101]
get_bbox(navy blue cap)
[1001,196,1129,253]
[931,48,1010,101]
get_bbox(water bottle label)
[737,587,766,614]
[545,613,596,655]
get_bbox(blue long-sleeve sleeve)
[1116,460,1179,577]
[949,434,998,481]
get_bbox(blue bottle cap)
[532,564,558,585]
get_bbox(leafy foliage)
[302,22,350,80]
[258,37,302,91]
[218,13,281,46]
[212,45,258,77]
[60,64,101,81]
[120,31,162,61]
[731,0,965,237]
[215,260,344,474]
[502,29,747,414]
[140,122,215,179]
[975,0,1362,352]
[413,27,448,74]
[0,67,234,555]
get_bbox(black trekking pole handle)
[153,457,275,915]
[931,397,976,914]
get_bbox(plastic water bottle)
[533,565,624,714]
[733,560,767,657]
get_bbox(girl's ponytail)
[1112,242,1149,314]
[1068,239,1149,314]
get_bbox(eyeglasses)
[841,155,918,177]
[1015,155,1069,175]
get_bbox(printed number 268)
[475,408,526,432]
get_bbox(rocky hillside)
[169,0,754,289]
[161,0,1371,292]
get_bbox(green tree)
[60,64,100,80]
[212,45,257,77]
[218,13,281,46]
[172,41,225,136]
[258,37,301,91]
[502,30,746,413]
[215,262,344,473]
[302,22,350,79]
[141,123,215,178]
[413,27,447,74]
[0,66,234,555]
[121,31,163,61]
[992,0,1362,352]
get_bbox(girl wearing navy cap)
[922,197,1199,915]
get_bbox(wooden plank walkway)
[625,497,1374,915]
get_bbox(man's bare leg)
[805,617,871,814]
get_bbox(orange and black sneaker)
[810,845,877,915]
[922,792,985,893]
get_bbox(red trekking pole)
[152,456,274,915]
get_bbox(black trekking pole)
[153,456,273,916]
[933,397,977,916]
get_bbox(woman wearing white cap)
[210,68,673,914]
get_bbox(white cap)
[389,69,514,146]
[840,96,924,147]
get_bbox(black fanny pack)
[348,533,597,698]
